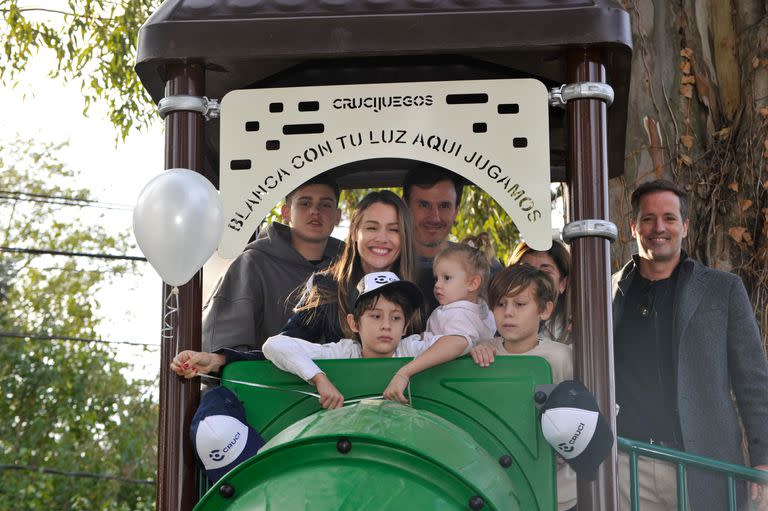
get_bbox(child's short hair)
[351,288,417,336]
[434,233,495,298]
[488,265,556,312]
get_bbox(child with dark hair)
[263,271,471,407]
[471,264,576,511]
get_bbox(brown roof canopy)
[136,0,632,182]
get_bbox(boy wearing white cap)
[263,271,473,407]
[173,272,473,405]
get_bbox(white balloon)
[133,168,224,287]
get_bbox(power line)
[31,266,118,274]
[1,189,103,203]
[0,246,146,262]
[0,464,155,486]
[0,331,159,349]
[0,194,131,211]
[0,189,133,211]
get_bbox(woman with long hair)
[283,190,421,342]
[508,240,571,344]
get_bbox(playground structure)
[135,1,633,509]
[194,357,555,510]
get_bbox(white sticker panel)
[219,79,551,258]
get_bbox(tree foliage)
[453,186,521,264]
[0,0,159,137]
[0,138,157,510]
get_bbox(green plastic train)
[193,356,556,510]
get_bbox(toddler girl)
[425,234,496,347]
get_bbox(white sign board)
[218,79,551,258]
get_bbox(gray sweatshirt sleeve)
[202,254,265,352]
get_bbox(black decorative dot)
[336,438,352,454]
[499,454,513,468]
[468,495,485,510]
[219,484,235,499]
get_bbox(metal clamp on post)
[562,219,618,243]
[157,95,220,120]
[549,82,614,108]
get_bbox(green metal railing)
[618,437,768,511]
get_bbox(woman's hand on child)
[170,350,226,378]
[470,343,497,367]
[383,372,410,404]
[311,373,345,409]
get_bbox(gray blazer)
[612,254,768,510]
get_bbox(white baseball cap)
[354,271,423,310]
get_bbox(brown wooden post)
[156,63,205,511]
[566,48,619,510]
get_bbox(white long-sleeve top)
[425,299,496,346]
[262,332,470,382]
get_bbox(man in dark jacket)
[402,165,502,316]
[203,176,343,352]
[612,179,768,511]
[402,165,463,315]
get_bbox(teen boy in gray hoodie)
[202,176,344,353]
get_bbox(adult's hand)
[170,350,226,378]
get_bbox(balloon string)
[161,287,180,353]
[203,375,385,405]
[203,374,412,407]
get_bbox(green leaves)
[453,185,520,265]
[0,0,160,138]
[0,137,156,510]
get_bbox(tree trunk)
[612,0,768,348]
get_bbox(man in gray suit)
[612,179,768,511]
